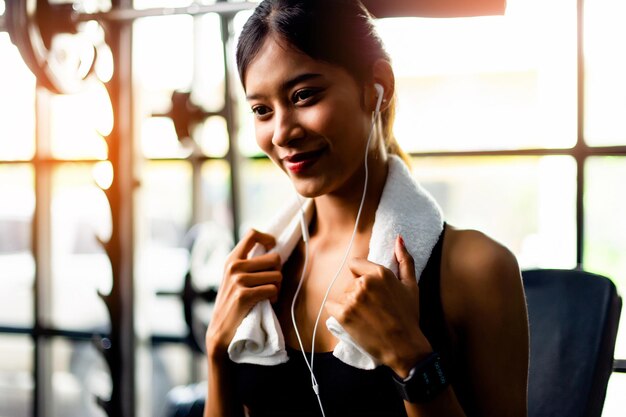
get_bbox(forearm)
[204,346,244,417]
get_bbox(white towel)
[227,155,444,369]
[227,199,314,365]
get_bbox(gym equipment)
[4,0,256,94]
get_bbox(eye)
[292,88,319,104]
[251,105,272,119]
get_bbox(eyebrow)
[246,73,324,100]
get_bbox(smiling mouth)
[283,149,326,173]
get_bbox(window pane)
[194,13,225,114]
[51,165,112,331]
[195,161,233,288]
[198,116,229,158]
[138,162,191,335]
[233,9,261,157]
[49,80,111,160]
[603,373,626,417]
[0,33,36,161]
[376,0,577,152]
[0,165,34,326]
[412,156,577,269]
[140,117,191,159]
[139,162,192,250]
[584,157,626,361]
[200,160,232,226]
[134,15,193,94]
[50,339,110,417]
[584,0,626,146]
[0,336,33,417]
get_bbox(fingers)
[394,234,416,284]
[238,284,280,308]
[234,270,282,288]
[326,299,360,326]
[227,252,281,273]
[219,267,282,308]
[224,256,282,292]
[325,294,379,328]
[231,229,276,260]
[218,230,282,307]
[250,284,279,305]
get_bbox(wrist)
[206,339,229,362]
[388,334,433,378]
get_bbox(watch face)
[392,352,448,403]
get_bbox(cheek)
[307,101,368,152]
[301,103,346,141]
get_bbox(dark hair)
[236,0,410,165]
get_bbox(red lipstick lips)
[283,149,324,174]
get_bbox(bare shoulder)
[438,226,529,415]
[440,225,525,326]
[442,225,520,281]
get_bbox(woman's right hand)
[205,229,283,359]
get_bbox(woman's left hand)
[325,235,433,377]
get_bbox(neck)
[312,153,389,238]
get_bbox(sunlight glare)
[375,0,577,152]
[50,79,110,160]
[141,117,192,159]
[0,33,36,160]
[584,0,626,144]
[199,116,229,157]
[92,160,114,190]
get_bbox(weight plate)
[6,0,102,94]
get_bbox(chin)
[290,178,328,199]
[292,185,321,199]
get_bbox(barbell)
[4,0,505,95]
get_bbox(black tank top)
[232,227,451,417]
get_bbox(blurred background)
[0,0,625,416]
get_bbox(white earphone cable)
[290,88,384,417]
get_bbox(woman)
[204,0,529,416]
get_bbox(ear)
[370,59,395,112]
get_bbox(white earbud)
[374,83,384,115]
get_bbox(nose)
[271,107,304,147]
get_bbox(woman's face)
[243,36,373,198]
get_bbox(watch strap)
[390,351,449,403]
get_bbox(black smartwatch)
[390,352,449,403]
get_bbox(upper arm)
[443,228,529,417]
